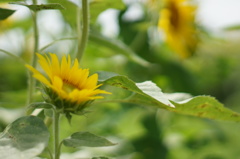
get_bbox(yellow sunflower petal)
[158,0,198,58]
[69,89,90,104]
[60,55,70,78]
[37,53,53,79]
[26,64,51,86]
[25,64,41,75]
[77,69,89,89]
[68,59,79,85]
[52,76,63,90]
[84,73,98,89]
[49,53,60,75]
[33,74,51,86]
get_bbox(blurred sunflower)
[147,0,159,9]
[158,0,198,58]
[26,53,111,113]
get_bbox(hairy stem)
[75,0,89,61]
[53,111,60,159]
[26,0,39,113]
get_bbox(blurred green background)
[1,0,240,158]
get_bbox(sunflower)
[26,53,111,113]
[158,0,198,58]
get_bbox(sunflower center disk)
[169,2,180,30]
[62,81,78,93]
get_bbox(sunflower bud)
[26,53,111,115]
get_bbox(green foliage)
[170,96,240,121]
[99,72,240,122]
[9,2,65,11]
[1,0,240,158]
[63,131,115,148]
[25,3,65,11]
[46,0,125,26]
[0,116,50,159]
[0,8,15,20]
[90,0,125,22]
[47,0,77,26]
[0,59,27,92]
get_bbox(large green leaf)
[47,0,125,26]
[9,2,65,11]
[63,131,115,148]
[169,96,240,121]
[0,8,15,20]
[47,0,77,26]
[90,0,125,22]
[100,74,174,109]
[0,116,50,159]
[99,72,240,122]
[27,3,65,11]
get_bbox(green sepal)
[63,131,116,148]
[65,112,72,125]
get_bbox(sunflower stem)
[26,0,39,114]
[53,110,61,159]
[76,0,89,61]
[89,33,151,67]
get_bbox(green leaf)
[92,157,109,159]
[101,74,174,109]
[0,8,15,20]
[99,72,240,122]
[90,0,126,22]
[47,0,125,26]
[168,96,240,121]
[0,116,50,159]
[28,3,65,11]
[48,0,77,26]
[9,3,65,11]
[63,131,116,148]
[97,71,121,82]
[44,109,53,118]
[28,102,56,110]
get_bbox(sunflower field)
[1,0,240,159]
